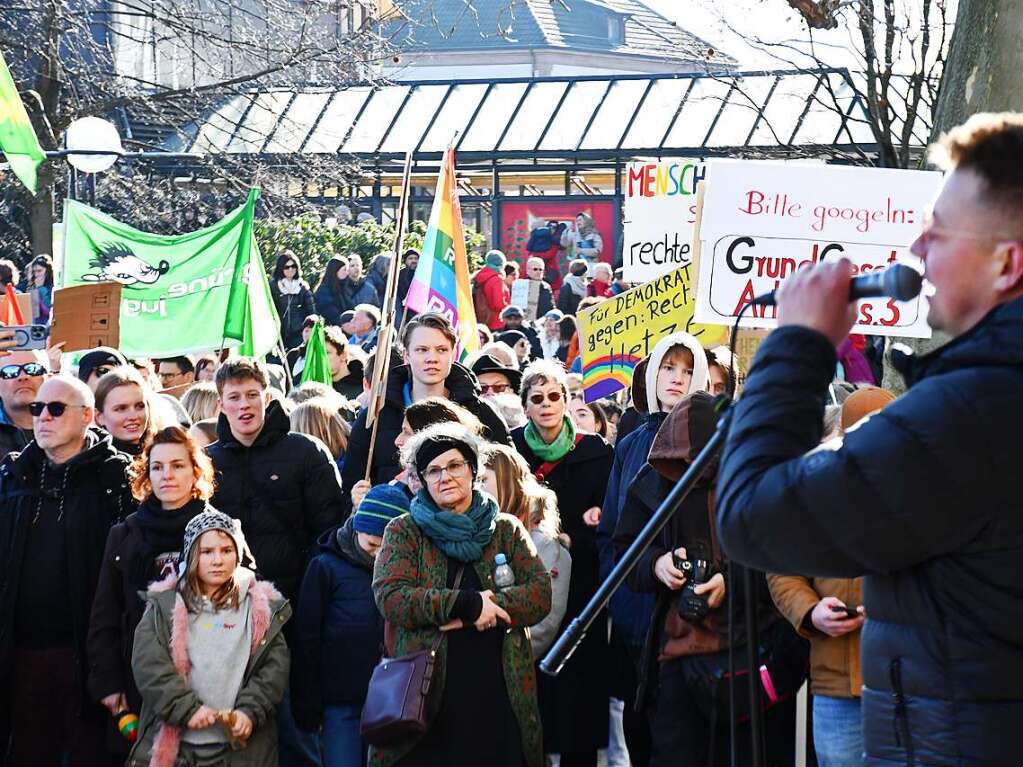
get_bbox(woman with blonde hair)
[88,426,216,755]
[290,397,351,465]
[180,381,220,423]
[95,366,156,455]
[482,443,571,657]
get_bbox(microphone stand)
[539,398,766,767]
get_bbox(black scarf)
[126,497,206,591]
[336,516,375,572]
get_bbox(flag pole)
[363,150,414,483]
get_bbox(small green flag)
[300,320,334,387]
[0,51,45,194]
[62,189,280,358]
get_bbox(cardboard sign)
[50,282,121,351]
[696,160,941,338]
[510,278,541,321]
[622,160,707,283]
[577,264,727,402]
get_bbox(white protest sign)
[696,160,941,338]
[510,278,540,321]
[622,160,706,283]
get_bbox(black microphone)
[751,263,923,307]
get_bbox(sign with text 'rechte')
[622,160,707,283]
[696,160,942,339]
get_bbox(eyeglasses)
[917,213,1013,247]
[29,401,86,418]
[91,366,113,380]
[529,391,563,405]
[0,363,46,380]
[480,383,511,394]
[158,370,182,380]
[283,263,297,270]
[423,459,470,484]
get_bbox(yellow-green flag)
[0,51,45,194]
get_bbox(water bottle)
[494,553,515,590]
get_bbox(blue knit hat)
[354,484,411,537]
[484,249,507,270]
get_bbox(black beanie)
[415,435,478,483]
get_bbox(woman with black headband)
[370,423,552,767]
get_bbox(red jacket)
[476,267,509,329]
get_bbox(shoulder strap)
[534,433,584,483]
[430,564,466,652]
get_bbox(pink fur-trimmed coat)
[127,570,291,767]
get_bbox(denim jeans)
[323,704,366,767]
[813,695,863,767]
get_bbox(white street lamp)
[64,116,123,174]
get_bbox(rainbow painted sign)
[577,264,727,402]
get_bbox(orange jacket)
[766,574,863,699]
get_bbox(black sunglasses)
[29,401,86,418]
[0,363,46,380]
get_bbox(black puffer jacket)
[270,279,316,350]
[717,296,1023,767]
[340,362,510,514]
[0,431,133,712]
[207,400,345,602]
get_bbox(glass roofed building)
[160,1,930,252]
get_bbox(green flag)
[299,320,333,386]
[0,51,45,194]
[62,189,280,358]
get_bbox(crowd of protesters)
[7,113,1021,767]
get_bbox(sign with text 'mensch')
[696,160,942,339]
[622,160,706,283]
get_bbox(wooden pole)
[363,150,414,483]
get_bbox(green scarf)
[524,415,576,462]
[409,489,499,563]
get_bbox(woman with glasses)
[511,359,613,767]
[270,250,316,350]
[370,423,551,767]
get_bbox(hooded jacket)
[290,520,384,730]
[128,571,290,767]
[613,392,787,707]
[717,295,1023,766]
[340,362,511,514]
[206,400,345,602]
[597,333,708,650]
[332,358,365,401]
[0,430,133,711]
[643,331,710,412]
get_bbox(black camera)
[673,548,713,622]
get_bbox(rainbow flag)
[0,51,45,194]
[404,148,479,358]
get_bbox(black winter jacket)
[340,362,511,514]
[717,296,1023,767]
[291,520,383,730]
[270,279,316,350]
[0,432,133,712]
[207,401,345,602]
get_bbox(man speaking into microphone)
[717,113,1023,766]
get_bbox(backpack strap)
[534,433,584,483]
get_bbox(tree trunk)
[883,0,1023,392]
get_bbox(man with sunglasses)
[77,346,127,393]
[470,352,523,400]
[0,375,134,766]
[0,351,48,461]
[717,114,1023,765]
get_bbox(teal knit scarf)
[523,415,576,462]
[409,488,499,563]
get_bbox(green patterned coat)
[370,511,552,767]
